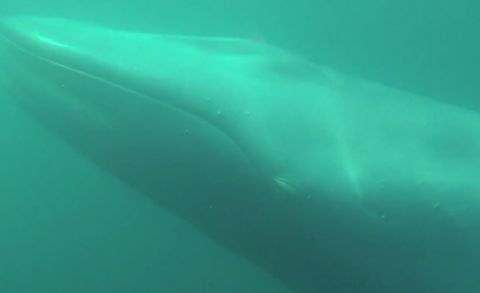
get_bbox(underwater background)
[0,1,479,292]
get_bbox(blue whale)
[1,16,479,293]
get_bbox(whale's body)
[1,17,479,293]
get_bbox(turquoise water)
[1,1,479,293]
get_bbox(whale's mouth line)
[0,22,267,179]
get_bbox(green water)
[1,1,479,293]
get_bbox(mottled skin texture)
[1,17,479,293]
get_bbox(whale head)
[0,16,277,194]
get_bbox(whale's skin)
[1,17,479,293]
